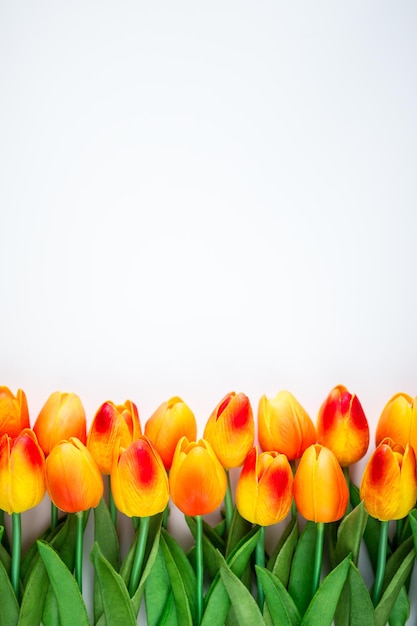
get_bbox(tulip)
[111,436,169,518]
[45,437,103,513]
[360,438,417,605]
[258,391,316,461]
[87,400,141,474]
[0,386,30,438]
[375,392,417,454]
[293,444,348,524]
[169,437,227,517]
[316,385,369,466]
[203,391,254,469]
[144,396,197,470]
[236,447,293,526]
[360,438,417,522]
[34,391,86,456]
[0,429,46,514]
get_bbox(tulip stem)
[108,475,117,528]
[75,510,84,592]
[51,502,58,531]
[195,515,204,625]
[373,520,389,606]
[225,470,234,531]
[129,515,150,597]
[312,522,325,596]
[255,525,266,610]
[11,512,21,600]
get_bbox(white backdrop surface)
[1,1,417,623]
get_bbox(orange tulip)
[87,400,141,474]
[293,444,348,523]
[203,392,254,468]
[144,396,197,470]
[34,391,86,456]
[360,438,417,521]
[258,391,316,461]
[316,385,369,466]
[45,437,103,512]
[0,429,46,514]
[375,392,417,454]
[169,437,227,516]
[236,447,293,526]
[111,436,169,517]
[0,386,30,438]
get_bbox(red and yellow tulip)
[258,391,316,461]
[0,387,30,438]
[360,438,417,521]
[0,429,46,514]
[169,437,227,516]
[204,392,254,468]
[87,400,141,474]
[316,385,369,466]
[34,391,86,456]
[293,444,348,523]
[144,397,196,470]
[45,437,103,512]
[111,436,169,518]
[236,447,293,526]
[375,392,417,454]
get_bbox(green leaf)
[225,507,253,557]
[94,498,120,569]
[334,501,368,566]
[161,528,197,623]
[160,533,193,626]
[202,527,260,626]
[145,545,178,626]
[268,517,299,587]
[129,514,164,617]
[36,540,90,626]
[334,562,375,626]
[0,558,19,626]
[288,521,317,616]
[219,561,265,625]
[302,554,351,626]
[408,509,417,556]
[388,586,409,626]
[90,542,137,626]
[0,538,11,576]
[256,566,301,626]
[350,483,380,570]
[374,548,415,626]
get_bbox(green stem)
[51,501,58,531]
[255,525,266,610]
[312,522,325,596]
[75,511,85,592]
[343,466,352,513]
[108,475,117,528]
[290,461,297,517]
[373,520,389,606]
[225,470,234,531]
[129,515,150,597]
[11,512,21,600]
[195,515,204,625]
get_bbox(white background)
[1,1,417,623]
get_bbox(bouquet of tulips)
[0,385,417,626]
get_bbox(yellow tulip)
[34,391,86,456]
[375,392,417,454]
[0,386,30,438]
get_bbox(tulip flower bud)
[0,429,46,514]
[169,437,227,516]
[203,392,254,468]
[236,447,293,526]
[0,386,30,438]
[87,400,141,474]
[293,444,348,523]
[360,438,417,521]
[258,391,316,461]
[34,391,87,456]
[111,436,169,518]
[45,437,103,512]
[375,393,417,454]
[144,396,197,470]
[316,385,369,466]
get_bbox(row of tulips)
[0,385,417,625]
